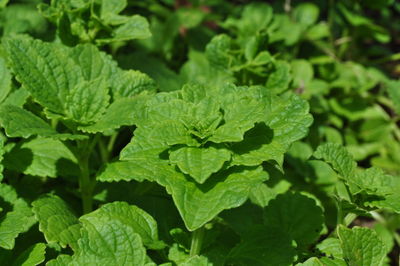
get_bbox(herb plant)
[0,0,400,265]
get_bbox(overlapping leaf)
[46,201,159,266]
[0,184,36,250]
[337,226,386,266]
[3,36,155,134]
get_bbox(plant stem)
[344,213,357,226]
[190,227,205,257]
[77,139,97,214]
[79,153,93,214]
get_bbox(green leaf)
[386,80,400,114]
[2,87,30,107]
[314,143,356,179]
[69,43,117,82]
[76,210,147,265]
[205,34,234,71]
[12,243,46,266]
[223,3,273,36]
[228,226,296,266]
[66,78,110,124]
[0,183,36,249]
[293,3,320,27]
[32,194,81,249]
[157,166,268,231]
[181,255,212,266]
[169,146,231,184]
[111,70,156,100]
[291,60,314,89]
[210,94,265,143]
[0,138,4,182]
[4,37,82,114]
[100,0,127,24]
[120,121,194,160]
[296,257,324,266]
[351,167,396,196]
[0,57,11,103]
[0,4,47,36]
[4,137,79,178]
[337,225,386,266]
[97,160,152,182]
[263,192,324,246]
[46,255,73,266]
[317,238,343,259]
[266,60,291,94]
[232,94,313,166]
[82,202,164,249]
[79,96,149,133]
[0,105,87,140]
[99,15,151,43]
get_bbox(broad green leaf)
[111,70,156,100]
[180,50,234,88]
[169,146,231,184]
[337,225,386,266]
[205,34,234,71]
[12,243,46,266]
[147,99,193,123]
[0,138,3,182]
[0,57,11,103]
[82,202,163,249]
[77,213,146,265]
[297,257,347,266]
[314,143,356,179]
[263,192,324,246]
[120,121,195,160]
[66,78,110,124]
[351,167,396,196]
[232,94,313,166]
[386,80,400,114]
[69,43,117,82]
[1,87,30,107]
[156,166,268,231]
[49,219,146,265]
[181,256,212,266]
[4,37,82,113]
[98,15,151,43]
[296,257,324,266]
[0,184,36,249]
[291,60,314,89]
[0,105,87,140]
[4,137,79,178]
[228,226,296,266]
[293,3,320,27]
[32,195,81,249]
[363,171,400,213]
[0,4,47,36]
[223,2,273,36]
[230,123,279,166]
[79,96,149,133]
[100,0,127,24]
[96,161,153,182]
[210,95,265,143]
[266,60,291,94]
[317,238,343,259]
[319,258,347,266]
[46,255,73,266]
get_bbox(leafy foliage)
[0,0,399,265]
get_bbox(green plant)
[0,0,399,265]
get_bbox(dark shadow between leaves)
[55,158,80,178]
[188,165,260,193]
[231,123,273,155]
[3,146,33,174]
